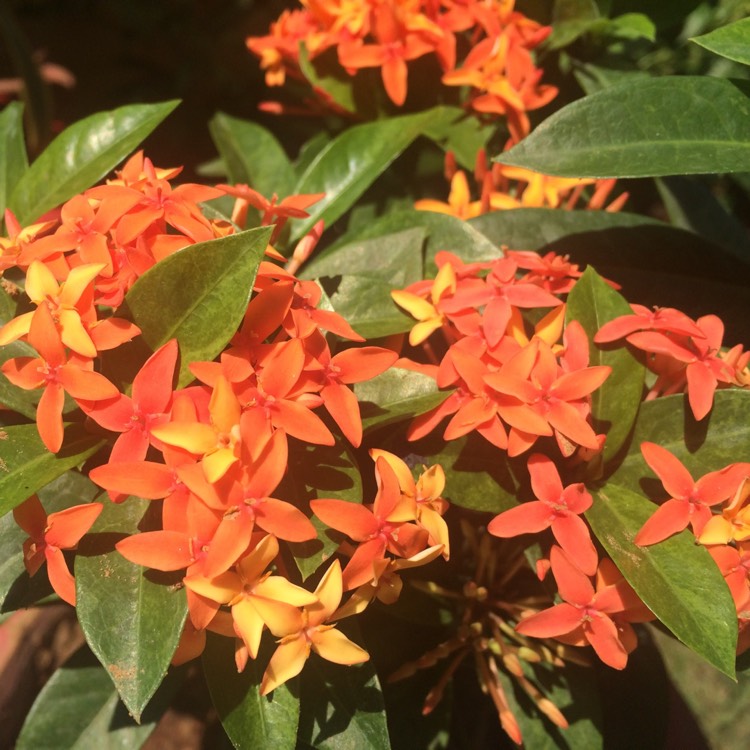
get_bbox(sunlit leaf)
[691,17,750,66]
[76,498,188,721]
[0,101,27,221]
[10,101,179,224]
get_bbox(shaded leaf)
[0,470,98,612]
[356,367,445,436]
[15,644,181,750]
[289,110,439,242]
[691,17,750,66]
[572,61,651,96]
[122,226,271,387]
[0,424,103,518]
[423,107,493,170]
[298,44,357,115]
[565,267,645,463]
[10,101,179,224]
[325,209,500,275]
[76,498,188,721]
[494,77,750,178]
[209,112,295,198]
[0,101,27,220]
[283,441,362,581]
[0,338,41,420]
[203,632,299,750]
[587,483,737,678]
[298,643,391,750]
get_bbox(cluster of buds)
[247,0,555,137]
[415,149,628,219]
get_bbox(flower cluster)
[416,149,629,219]
[247,0,555,137]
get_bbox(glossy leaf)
[0,470,98,612]
[298,641,391,750]
[289,110,438,242]
[283,442,363,581]
[122,226,271,387]
[356,366,445,436]
[76,498,188,721]
[209,112,295,198]
[15,645,180,750]
[0,101,27,219]
[566,267,644,463]
[692,17,750,66]
[494,77,750,177]
[203,632,300,750]
[587,483,737,678]
[0,424,103,518]
[9,101,179,224]
[417,433,520,514]
[469,208,749,285]
[606,389,750,492]
[325,209,500,275]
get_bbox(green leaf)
[9,100,179,224]
[0,424,103,518]
[691,17,750,66]
[572,61,651,96]
[76,498,188,721]
[122,226,271,387]
[494,77,750,177]
[15,645,180,750]
[0,338,41,420]
[422,107,494,170]
[587,483,737,678]
[355,366,445,436]
[209,112,295,198]
[283,441,363,581]
[0,470,98,612]
[298,648,391,749]
[203,632,300,750]
[610,0,703,30]
[0,101,27,220]
[607,390,750,493]
[469,208,749,285]
[289,110,439,242]
[298,43,357,115]
[418,433,520,514]
[655,175,750,264]
[565,267,645,463]
[325,209,500,275]
[495,662,603,749]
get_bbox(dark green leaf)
[496,662,603,749]
[76,498,188,721]
[325,209,500,275]
[0,101,27,220]
[607,390,750,493]
[283,441,362,580]
[691,17,750,66]
[298,646,391,750]
[209,113,295,198]
[298,43,357,115]
[423,107,494,170]
[469,208,750,286]
[203,632,300,750]
[587,483,737,678]
[289,110,439,242]
[15,645,180,750]
[610,0,703,30]
[655,176,750,264]
[565,267,645,463]
[9,101,179,224]
[494,77,750,178]
[122,226,271,387]
[356,367,445,436]
[0,470,98,612]
[0,424,103,518]
[572,61,651,96]
[418,433,520,514]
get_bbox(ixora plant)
[2,2,750,749]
